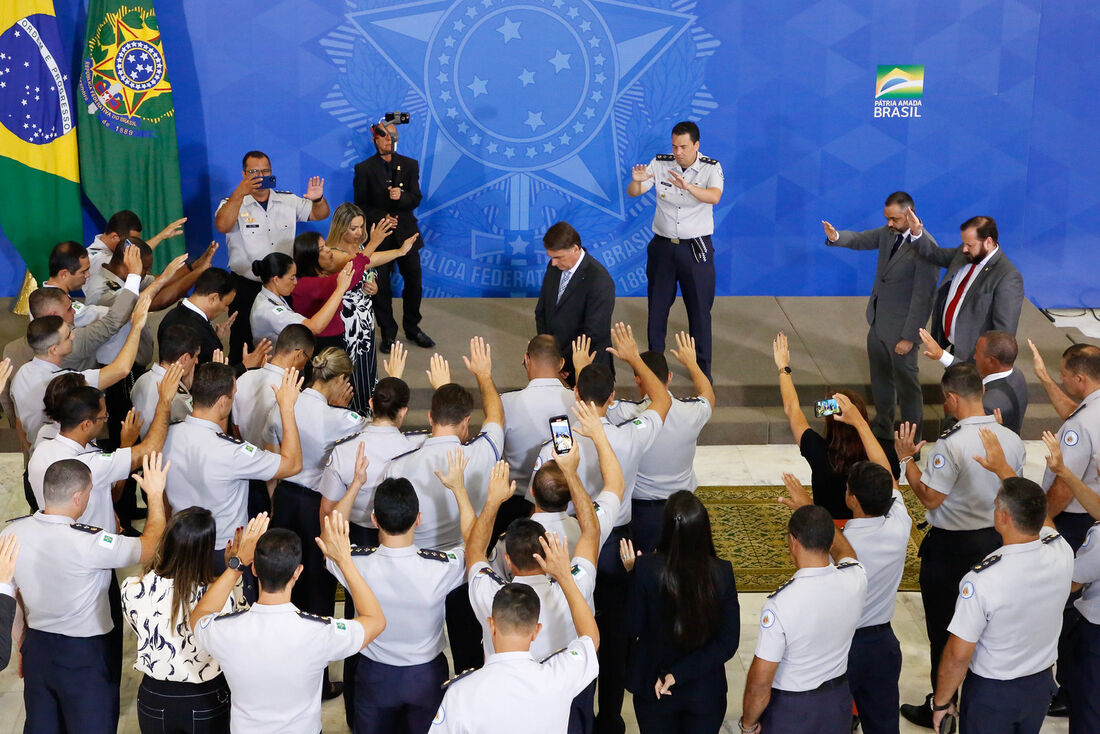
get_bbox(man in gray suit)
[824,191,940,438]
[910,215,1024,362]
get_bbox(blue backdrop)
[3,0,1098,307]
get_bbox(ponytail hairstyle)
[655,491,721,650]
[251,252,294,284]
[309,347,353,388]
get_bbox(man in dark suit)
[535,221,615,386]
[157,268,268,376]
[911,215,1025,362]
[919,328,1029,434]
[824,191,940,438]
[0,510,16,671]
[353,121,432,353]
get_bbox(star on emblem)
[467,76,488,97]
[524,111,545,131]
[517,69,535,87]
[548,50,571,73]
[497,17,521,43]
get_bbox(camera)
[384,111,410,125]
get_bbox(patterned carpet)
[698,486,924,593]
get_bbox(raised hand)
[667,169,688,190]
[153,217,187,246]
[607,322,640,363]
[618,537,640,572]
[159,253,190,283]
[367,218,396,249]
[552,430,582,475]
[133,452,170,500]
[772,332,791,370]
[194,241,219,271]
[1042,431,1065,475]
[122,240,144,277]
[131,291,153,330]
[398,233,419,255]
[778,472,811,511]
[487,460,515,506]
[157,361,185,405]
[383,340,406,379]
[335,262,355,293]
[273,366,303,409]
[533,531,572,581]
[0,534,19,586]
[894,422,926,460]
[973,427,1011,476]
[330,375,354,408]
[905,206,923,237]
[822,220,839,242]
[830,393,864,426]
[571,334,594,376]
[631,164,654,183]
[234,512,269,566]
[233,170,263,200]
[433,448,470,496]
[214,311,238,341]
[1028,339,1050,381]
[316,511,353,565]
[242,338,272,370]
[463,336,492,379]
[210,349,229,365]
[669,331,698,368]
[304,176,325,202]
[918,328,944,361]
[351,442,369,486]
[571,400,604,441]
[426,353,451,389]
[119,409,142,448]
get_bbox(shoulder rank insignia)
[274,189,294,195]
[216,432,244,445]
[70,522,103,534]
[938,422,962,440]
[768,576,795,598]
[1069,402,1087,419]
[836,561,860,570]
[351,546,378,556]
[699,155,719,165]
[418,548,452,562]
[479,566,506,586]
[540,647,569,663]
[332,431,363,448]
[213,609,248,622]
[677,396,704,403]
[390,446,421,462]
[497,531,508,543]
[971,554,1002,572]
[105,280,122,292]
[1042,533,1063,544]
[654,154,674,161]
[404,429,430,436]
[442,668,477,688]
[296,610,331,624]
[6,514,32,523]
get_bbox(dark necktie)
[889,233,905,259]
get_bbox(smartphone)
[257,174,276,189]
[549,415,573,454]
[365,270,377,283]
[814,398,840,418]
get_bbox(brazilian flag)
[78,0,184,270]
[0,1,83,281]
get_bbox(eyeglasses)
[245,168,273,175]
[92,413,108,423]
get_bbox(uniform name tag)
[245,223,260,229]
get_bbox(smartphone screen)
[258,174,276,189]
[814,399,840,418]
[549,415,573,454]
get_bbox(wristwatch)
[931,699,953,712]
[227,556,244,572]
[779,366,791,375]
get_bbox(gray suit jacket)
[828,227,940,342]
[911,240,1025,362]
[983,368,1028,435]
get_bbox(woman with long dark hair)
[120,507,260,734]
[773,331,898,519]
[247,251,353,347]
[620,491,739,733]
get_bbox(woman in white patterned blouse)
[121,506,252,733]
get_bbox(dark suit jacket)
[911,241,1025,362]
[534,251,615,380]
[828,228,940,342]
[352,152,422,252]
[625,554,739,699]
[158,303,246,377]
[984,368,1028,435]
[0,592,12,671]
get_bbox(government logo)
[874,65,923,118]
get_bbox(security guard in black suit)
[353,120,434,353]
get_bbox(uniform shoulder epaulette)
[500,388,521,396]
[275,189,294,195]
[390,446,422,462]
[216,432,244,445]
[478,566,506,585]
[442,667,477,688]
[836,561,860,570]
[1069,402,1087,419]
[6,514,32,523]
[403,429,430,437]
[971,554,1001,572]
[418,548,452,562]
[654,153,674,161]
[677,396,704,403]
[699,155,719,165]
[351,546,378,556]
[70,522,103,534]
[332,431,363,448]
[464,431,488,447]
[105,280,122,292]
[768,576,795,598]
[213,609,248,622]
[497,531,507,543]
[1042,532,1063,544]
[540,647,570,663]
[613,398,642,406]
[296,610,331,624]
[939,422,962,440]
[169,419,185,426]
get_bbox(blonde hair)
[310,347,353,385]
[327,203,367,250]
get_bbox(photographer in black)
[353,115,433,352]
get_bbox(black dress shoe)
[1048,695,1069,717]
[379,339,394,354]
[899,693,934,729]
[321,681,344,700]
[408,331,435,348]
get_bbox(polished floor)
[0,444,1070,733]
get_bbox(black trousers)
[570,679,597,734]
[918,526,1002,691]
[866,328,923,439]
[1053,511,1092,695]
[373,249,423,340]
[103,365,145,528]
[1068,617,1100,734]
[445,583,484,673]
[352,653,447,734]
[271,481,335,617]
[848,623,902,734]
[228,274,262,364]
[646,235,715,379]
[631,679,725,734]
[959,668,1055,734]
[23,629,118,734]
[595,524,632,734]
[136,675,231,734]
[630,499,666,554]
[759,676,852,734]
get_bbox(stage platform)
[0,296,1086,448]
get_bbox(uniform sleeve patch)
[346,411,362,423]
[333,620,349,634]
[432,706,445,725]
[98,532,118,549]
[1064,430,1080,447]
[296,611,332,624]
[932,454,947,469]
[239,442,257,456]
[760,609,777,628]
[960,581,975,599]
[272,306,286,314]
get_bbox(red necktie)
[943,263,977,342]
